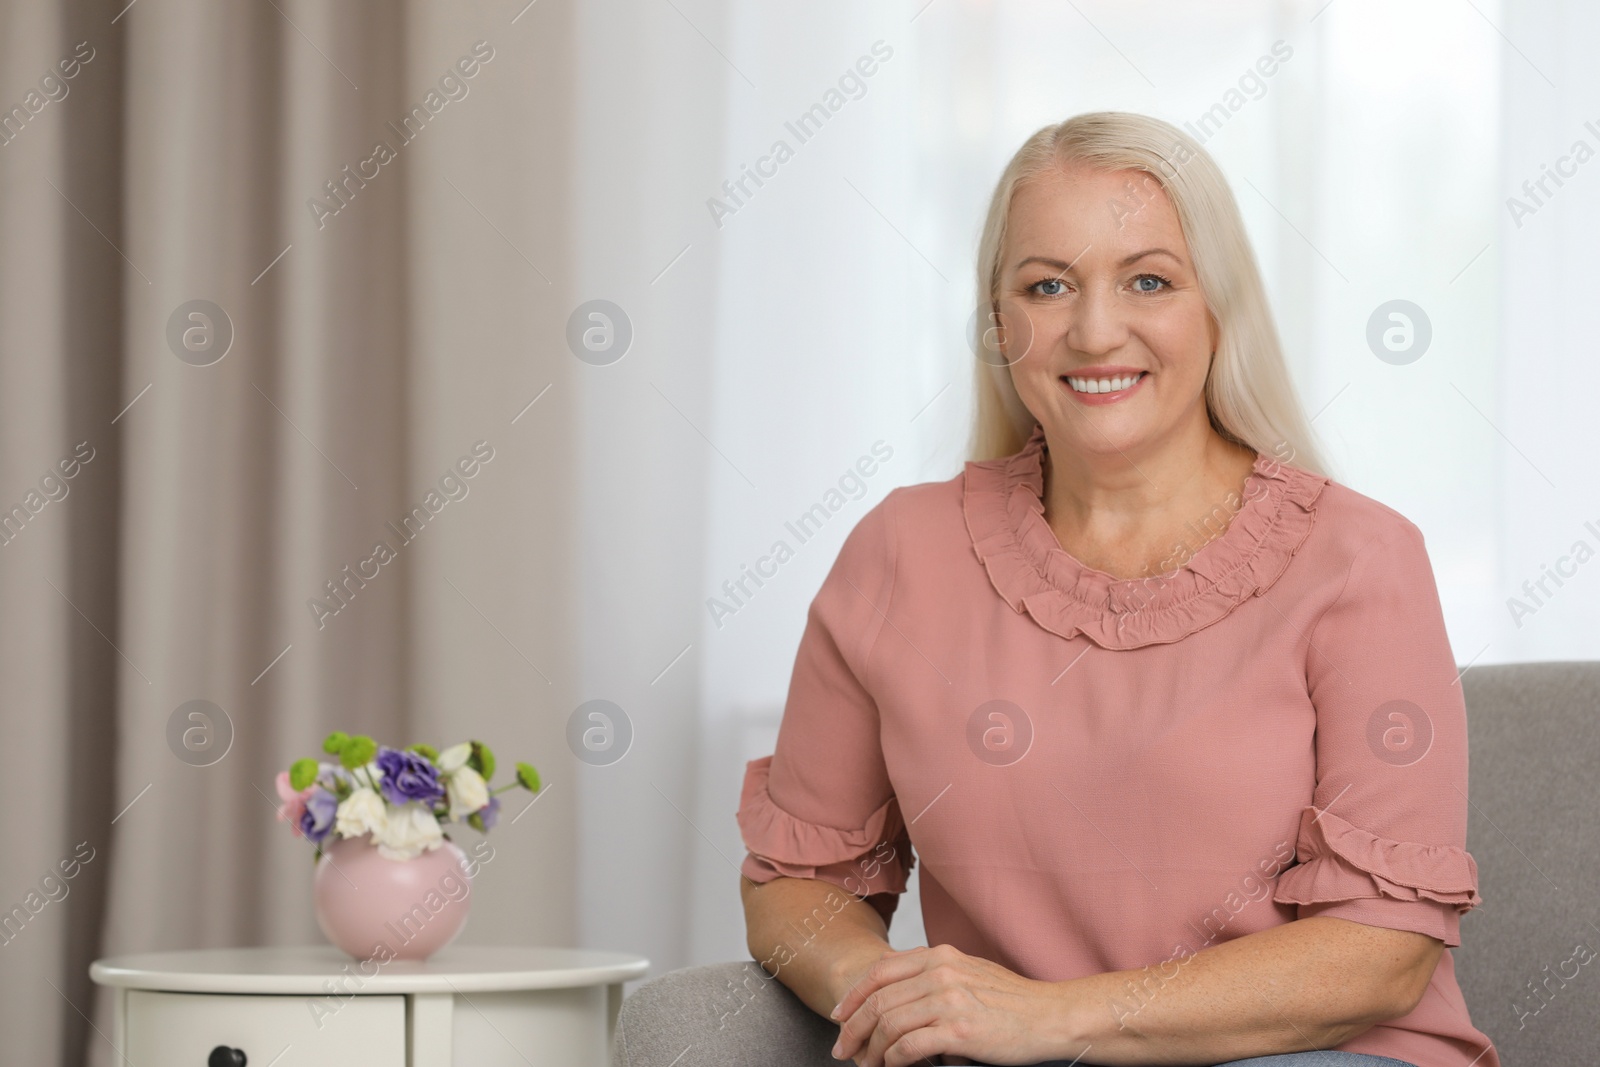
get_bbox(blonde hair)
[969,111,1330,478]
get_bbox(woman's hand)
[829,943,1082,1067]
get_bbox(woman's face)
[995,163,1219,463]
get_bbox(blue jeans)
[993,1055,1417,1067]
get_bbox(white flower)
[357,760,384,793]
[446,765,490,821]
[373,804,444,860]
[437,743,472,773]
[335,787,388,841]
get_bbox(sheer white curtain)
[567,0,732,980]
[1494,0,1600,660]
[572,0,1597,978]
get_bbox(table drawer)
[125,989,405,1066]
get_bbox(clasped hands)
[828,943,1083,1067]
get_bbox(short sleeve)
[736,494,915,925]
[1272,520,1482,947]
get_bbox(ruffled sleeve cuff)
[1272,807,1481,946]
[736,756,913,898]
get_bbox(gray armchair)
[614,661,1600,1067]
[1452,660,1599,1065]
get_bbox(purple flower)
[376,746,445,807]
[299,788,338,843]
[479,794,501,830]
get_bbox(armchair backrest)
[1457,660,1600,1066]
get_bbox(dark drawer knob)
[208,1048,246,1067]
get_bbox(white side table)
[89,945,650,1067]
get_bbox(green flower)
[340,734,377,770]
[468,740,495,781]
[516,762,541,793]
[289,757,319,791]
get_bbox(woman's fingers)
[882,1023,959,1067]
[859,996,950,1067]
[834,946,1061,1067]
[833,969,944,1061]
[831,945,937,1023]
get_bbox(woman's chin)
[1040,418,1157,462]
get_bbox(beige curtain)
[0,3,582,1064]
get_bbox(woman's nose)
[1063,284,1130,356]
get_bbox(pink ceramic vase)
[313,834,472,961]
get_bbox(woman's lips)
[1060,370,1148,405]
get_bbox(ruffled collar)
[962,423,1328,650]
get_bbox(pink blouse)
[737,423,1497,1067]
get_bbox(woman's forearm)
[740,875,897,1019]
[1050,916,1443,1064]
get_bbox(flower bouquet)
[274,732,541,960]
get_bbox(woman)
[736,113,1496,1067]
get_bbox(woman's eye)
[1133,273,1172,293]
[1031,278,1066,297]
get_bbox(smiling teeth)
[1066,373,1142,394]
